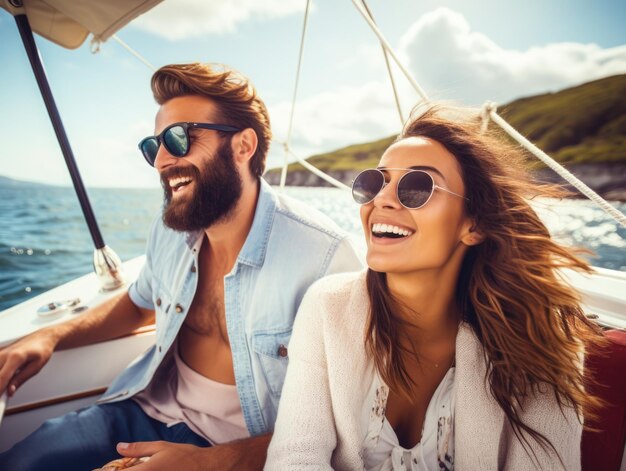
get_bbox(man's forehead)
[155,95,219,128]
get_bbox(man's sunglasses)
[351,168,467,209]
[138,122,241,166]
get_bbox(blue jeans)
[0,399,209,471]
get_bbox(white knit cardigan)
[265,271,582,471]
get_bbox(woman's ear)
[232,128,258,165]
[461,221,485,246]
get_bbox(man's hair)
[151,63,271,177]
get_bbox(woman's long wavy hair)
[365,103,605,461]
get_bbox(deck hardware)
[37,298,81,317]
[94,246,126,291]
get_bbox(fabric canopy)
[1,0,163,49]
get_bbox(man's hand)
[0,292,153,399]
[116,434,271,471]
[0,329,57,397]
[115,442,204,470]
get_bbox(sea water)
[1,183,625,311]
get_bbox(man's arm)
[115,434,272,471]
[0,291,154,396]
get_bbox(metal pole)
[14,14,125,291]
[14,14,105,249]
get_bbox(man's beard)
[160,140,242,232]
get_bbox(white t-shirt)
[133,342,249,445]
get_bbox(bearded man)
[0,63,362,471]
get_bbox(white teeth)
[371,223,413,237]
[169,177,192,188]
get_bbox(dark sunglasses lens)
[163,125,188,157]
[352,170,384,205]
[398,171,433,208]
[140,138,159,166]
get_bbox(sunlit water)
[1,183,624,311]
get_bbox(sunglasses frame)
[139,122,241,166]
[351,167,468,209]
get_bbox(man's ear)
[461,221,485,246]
[232,128,258,165]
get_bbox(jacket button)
[277,344,288,357]
[175,304,184,313]
[158,345,162,353]
[156,298,162,307]
[191,265,197,273]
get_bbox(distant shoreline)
[264,162,626,202]
[3,162,625,202]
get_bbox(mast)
[14,13,124,291]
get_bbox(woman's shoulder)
[306,269,367,302]
[297,269,369,331]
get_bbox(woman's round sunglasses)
[138,122,241,166]
[351,168,468,209]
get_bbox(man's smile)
[169,176,193,193]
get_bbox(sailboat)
[0,1,624,470]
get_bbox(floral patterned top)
[362,367,455,471]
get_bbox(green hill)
[266,74,626,179]
[499,74,626,166]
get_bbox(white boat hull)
[0,256,154,452]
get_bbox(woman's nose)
[373,180,401,209]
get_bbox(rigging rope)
[483,103,626,227]
[279,0,312,190]
[110,35,157,71]
[350,0,429,102]
[361,0,404,126]
[271,138,350,190]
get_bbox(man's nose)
[153,144,179,172]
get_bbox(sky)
[0,0,625,188]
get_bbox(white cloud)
[132,0,305,40]
[266,81,406,169]
[397,7,626,105]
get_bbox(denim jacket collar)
[237,178,275,268]
[182,178,275,269]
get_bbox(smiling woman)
[265,103,607,471]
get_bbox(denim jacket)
[98,179,363,436]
